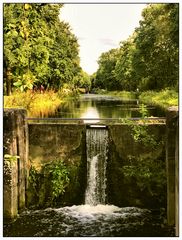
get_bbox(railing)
[26,117,166,124]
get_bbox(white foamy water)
[62,204,121,216]
[4,205,171,237]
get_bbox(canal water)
[51,94,166,119]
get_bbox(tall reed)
[4,90,63,117]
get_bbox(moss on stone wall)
[28,122,167,209]
[28,123,87,207]
[107,124,166,209]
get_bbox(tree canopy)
[4,3,85,95]
[94,3,179,92]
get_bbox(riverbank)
[4,89,178,118]
[96,90,136,99]
[139,89,178,108]
[4,90,63,117]
[101,89,178,109]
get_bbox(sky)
[60,4,146,75]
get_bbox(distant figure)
[40,85,44,94]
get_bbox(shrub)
[28,159,70,207]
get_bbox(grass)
[102,89,178,109]
[98,90,136,99]
[139,89,178,108]
[4,90,63,117]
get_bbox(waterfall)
[85,126,108,205]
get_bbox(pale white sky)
[60,4,146,74]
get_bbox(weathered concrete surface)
[4,108,179,230]
[29,123,86,168]
[175,116,179,236]
[3,108,28,219]
[28,123,87,206]
[3,159,18,220]
[166,106,179,235]
[28,122,167,209]
[107,124,166,208]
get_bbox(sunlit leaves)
[94,3,179,92]
[4,3,81,94]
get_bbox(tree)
[134,3,179,90]
[94,3,179,92]
[47,20,81,90]
[4,3,82,94]
[114,34,138,91]
[95,48,119,90]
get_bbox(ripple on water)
[4,205,174,237]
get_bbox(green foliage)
[120,104,166,203]
[28,166,40,196]
[28,160,70,206]
[134,4,179,90]
[124,104,159,148]
[131,123,159,148]
[139,89,178,108]
[43,160,70,200]
[13,71,36,92]
[4,3,82,95]
[94,3,179,92]
[4,154,20,162]
[122,155,166,195]
[114,36,138,91]
[95,48,120,90]
[139,104,148,118]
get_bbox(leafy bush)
[28,159,70,206]
[42,160,70,200]
[122,156,166,194]
[139,89,178,108]
[121,104,166,205]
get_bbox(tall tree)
[114,34,138,91]
[134,3,179,90]
[4,3,82,94]
[47,20,81,90]
[94,3,179,92]
[95,48,119,90]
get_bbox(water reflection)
[51,94,165,119]
[81,107,100,123]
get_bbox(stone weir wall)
[107,124,166,209]
[28,122,166,209]
[27,123,87,207]
[3,108,178,235]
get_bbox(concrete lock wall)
[107,124,166,208]
[3,109,28,220]
[28,123,87,206]
[28,122,167,208]
[3,108,179,233]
